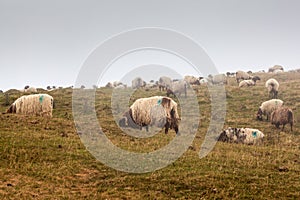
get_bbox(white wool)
[130,96,179,126]
[158,76,172,90]
[184,75,200,85]
[240,128,264,145]
[25,87,37,93]
[259,99,283,119]
[265,78,279,92]
[12,94,53,117]
[239,79,255,87]
[236,70,251,83]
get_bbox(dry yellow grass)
[0,72,299,199]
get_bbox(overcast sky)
[1,0,300,90]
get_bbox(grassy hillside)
[0,72,299,199]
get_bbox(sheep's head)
[256,108,263,121]
[252,76,261,83]
[166,89,173,97]
[118,109,140,129]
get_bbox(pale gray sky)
[1,0,300,90]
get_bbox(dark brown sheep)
[270,107,294,131]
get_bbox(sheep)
[270,107,294,131]
[265,78,279,99]
[166,80,187,98]
[268,65,284,73]
[218,127,264,145]
[239,79,255,87]
[158,76,172,91]
[238,76,260,87]
[256,99,284,121]
[119,96,180,134]
[236,70,251,83]
[209,74,227,85]
[105,82,114,88]
[184,75,200,85]
[132,77,146,89]
[19,86,38,93]
[6,94,54,118]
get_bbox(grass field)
[0,72,299,199]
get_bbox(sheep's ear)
[161,97,171,108]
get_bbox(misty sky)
[1,0,300,90]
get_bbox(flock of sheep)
[2,64,295,146]
[113,68,294,145]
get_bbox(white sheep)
[256,99,283,121]
[239,79,255,87]
[132,77,146,89]
[210,74,227,85]
[236,70,251,83]
[158,76,172,91]
[7,94,54,117]
[218,127,264,145]
[166,80,187,98]
[184,75,200,85]
[265,78,279,99]
[119,96,180,134]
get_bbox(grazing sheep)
[209,74,227,85]
[119,96,180,134]
[218,127,264,145]
[105,82,114,88]
[257,99,284,121]
[158,76,172,91]
[7,94,54,117]
[166,80,187,98]
[132,77,146,89]
[236,70,251,83]
[20,86,37,93]
[239,79,255,87]
[238,76,260,87]
[112,81,123,87]
[270,107,294,131]
[114,84,127,89]
[145,82,157,90]
[268,65,284,73]
[265,78,279,99]
[184,75,200,85]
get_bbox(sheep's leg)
[275,123,280,129]
[174,126,179,135]
[281,124,285,131]
[146,126,149,132]
[290,123,293,132]
[164,123,169,134]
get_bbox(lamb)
[166,80,187,98]
[158,76,172,91]
[270,107,294,131]
[236,70,251,83]
[265,78,279,99]
[257,99,284,121]
[218,127,264,145]
[118,96,180,134]
[7,94,54,117]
